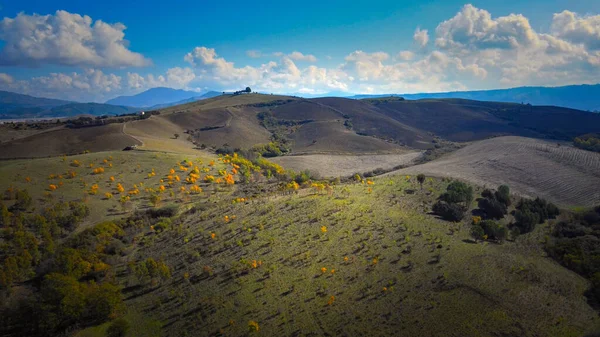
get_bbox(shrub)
[11,189,32,211]
[432,201,465,221]
[479,220,507,240]
[471,225,485,240]
[417,174,425,189]
[107,318,130,337]
[495,185,511,206]
[440,181,473,206]
[478,197,507,220]
[513,197,559,233]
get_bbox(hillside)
[395,136,600,207]
[351,83,600,112]
[0,90,71,115]
[4,94,600,159]
[0,152,598,337]
[106,87,204,108]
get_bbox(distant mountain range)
[0,88,222,119]
[3,83,600,120]
[145,90,222,110]
[348,84,600,112]
[106,87,219,108]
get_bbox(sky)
[0,0,599,102]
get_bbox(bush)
[107,318,130,337]
[514,210,540,234]
[478,197,507,219]
[513,197,559,233]
[495,185,511,206]
[440,181,473,206]
[432,201,465,221]
[471,225,485,240]
[11,189,32,211]
[479,220,507,240]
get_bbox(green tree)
[417,174,426,190]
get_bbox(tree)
[495,185,511,206]
[478,197,507,219]
[245,87,252,93]
[174,133,180,139]
[432,201,465,221]
[417,174,426,190]
[440,181,473,206]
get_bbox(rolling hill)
[0,90,141,119]
[395,136,600,207]
[0,90,72,115]
[4,93,600,159]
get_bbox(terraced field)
[395,136,600,207]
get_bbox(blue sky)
[1,0,600,101]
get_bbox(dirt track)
[392,136,600,207]
[271,152,423,178]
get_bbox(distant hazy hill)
[106,87,203,108]
[147,91,223,110]
[0,90,140,119]
[349,84,600,111]
[0,91,72,115]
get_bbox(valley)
[1,93,600,337]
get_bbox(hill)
[4,93,600,159]
[0,90,72,115]
[0,152,598,337]
[106,87,204,108]
[351,83,600,112]
[395,136,600,207]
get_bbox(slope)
[395,136,600,207]
[0,123,141,159]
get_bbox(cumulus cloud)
[3,5,600,100]
[0,10,150,67]
[397,51,415,61]
[413,28,429,48]
[551,11,600,50]
[287,51,317,62]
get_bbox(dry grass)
[0,124,140,159]
[271,152,422,177]
[394,136,600,207]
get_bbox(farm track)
[393,136,600,207]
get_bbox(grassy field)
[104,174,598,337]
[0,150,223,227]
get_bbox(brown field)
[0,123,141,159]
[394,136,600,207]
[288,120,405,154]
[271,152,422,177]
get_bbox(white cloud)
[246,50,262,58]
[413,28,429,48]
[551,11,600,50]
[397,51,415,61]
[287,51,317,62]
[0,73,14,84]
[3,5,600,100]
[0,10,150,68]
